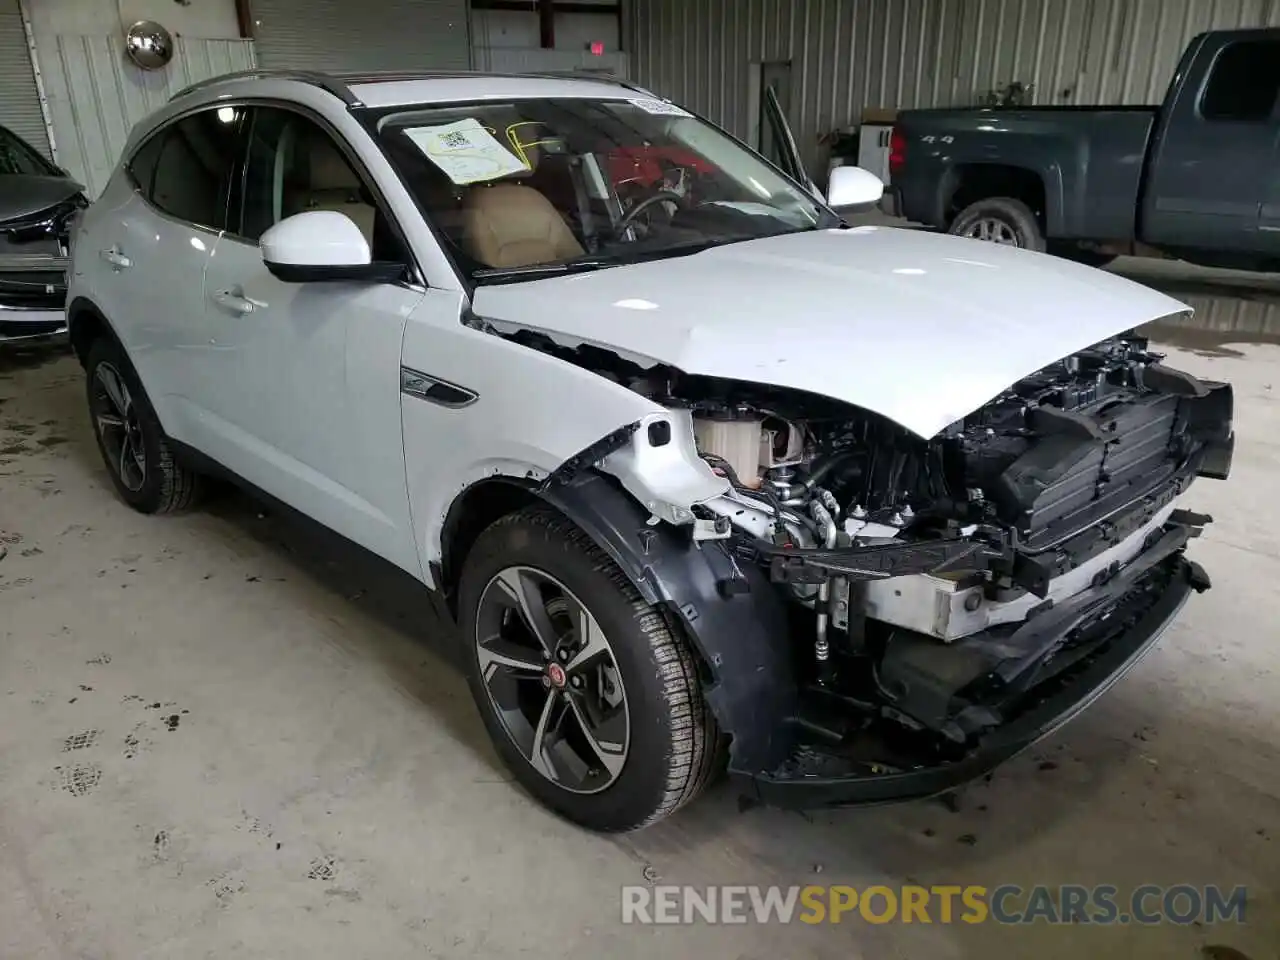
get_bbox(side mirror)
[825,165,884,211]
[261,210,402,283]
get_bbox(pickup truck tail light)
[888,128,907,179]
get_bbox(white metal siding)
[40,37,256,197]
[0,0,49,157]
[629,0,1280,173]
[249,0,471,72]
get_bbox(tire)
[1048,242,1117,268]
[459,506,719,831]
[949,197,1046,252]
[85,337,203,514]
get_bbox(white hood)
[472,226,1188,438]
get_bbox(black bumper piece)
[735,554,1206,808]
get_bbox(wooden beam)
[234,0,254,39]
[538,0,555,47]
[469,1,619,14]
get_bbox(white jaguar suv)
[67,70,1232,832]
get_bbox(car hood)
[471,226,1188,438]
[0,175,83,223]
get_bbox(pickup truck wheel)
[950,197,1046,252]
[458,506,719,832]
[85,337,203,514]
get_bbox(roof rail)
[333,68,649,90]
[169,69,359,105]
[169,67,659,107]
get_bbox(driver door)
[762,85,820,200]
[195,105,424,574]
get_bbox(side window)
[144,107,245,229]
[126,133,165,195]
[1201,40,1280,122]
[237,107,406,263]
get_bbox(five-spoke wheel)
[90,361,147,492]
[460,507,720,832]
[475,566,629,794]
[85,336,202,514]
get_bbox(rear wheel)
[459,506,719,831]
[86,337,202,514]
[950,197,1046,252]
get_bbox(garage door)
[249,0,471,73]
[0,0,49,158]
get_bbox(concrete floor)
[1,262,1278,959]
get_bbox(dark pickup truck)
[892,28,1280,271]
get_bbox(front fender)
[538,471,796,773]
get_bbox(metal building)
[627,0,1280,173]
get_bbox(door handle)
[99,247,131,269]
[211,288,267,314]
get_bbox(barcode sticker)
[404,118,529,185]
[627,98,693,118]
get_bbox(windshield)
[371,97,836,282]
[0,126,57,177]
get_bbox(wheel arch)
[66,297,122,367]
[436,475,543,617]
[944,162,1060,232]
[438,470,798,775]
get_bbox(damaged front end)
[0,193,84,343]
[534,331,1232,806]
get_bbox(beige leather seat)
[297,138,377,245]
[462,181,584,268]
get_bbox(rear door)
[1143,32,1280,254]
[90,106,243,429]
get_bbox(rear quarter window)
[127,107,246,230]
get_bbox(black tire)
[459,506,719,832]
[1048,242,1117,268]
[85,337,203,514]
[949,196,1046,252]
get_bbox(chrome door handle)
[211,289,267,314]
[99,247,131,268]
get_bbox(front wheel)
[949,197,1046,252]
[459,506,720,831]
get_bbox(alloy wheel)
[474,565,630,794]
[91,362,146,492]
[964,217,1020,245]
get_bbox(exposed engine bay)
[519,326,1234,757]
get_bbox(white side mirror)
[261,210,398,283]
[825,165,884,211]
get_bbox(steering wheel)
[611,189,685,240]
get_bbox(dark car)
[0,124,86,343]
[891,28,1280,272]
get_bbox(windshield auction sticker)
[404,119,529,184]
[627,98,693,118]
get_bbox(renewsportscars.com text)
[621,884,1247,926]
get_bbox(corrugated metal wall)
[39,37,255,196]
[629,0,1280,172]
[0,1,50,157]
[249,0,471,71]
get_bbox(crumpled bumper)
[734,550,1207,809]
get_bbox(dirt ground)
[1,265,1277,959]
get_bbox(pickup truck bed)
[889,28,1280,273]
[895,106,1158,243]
